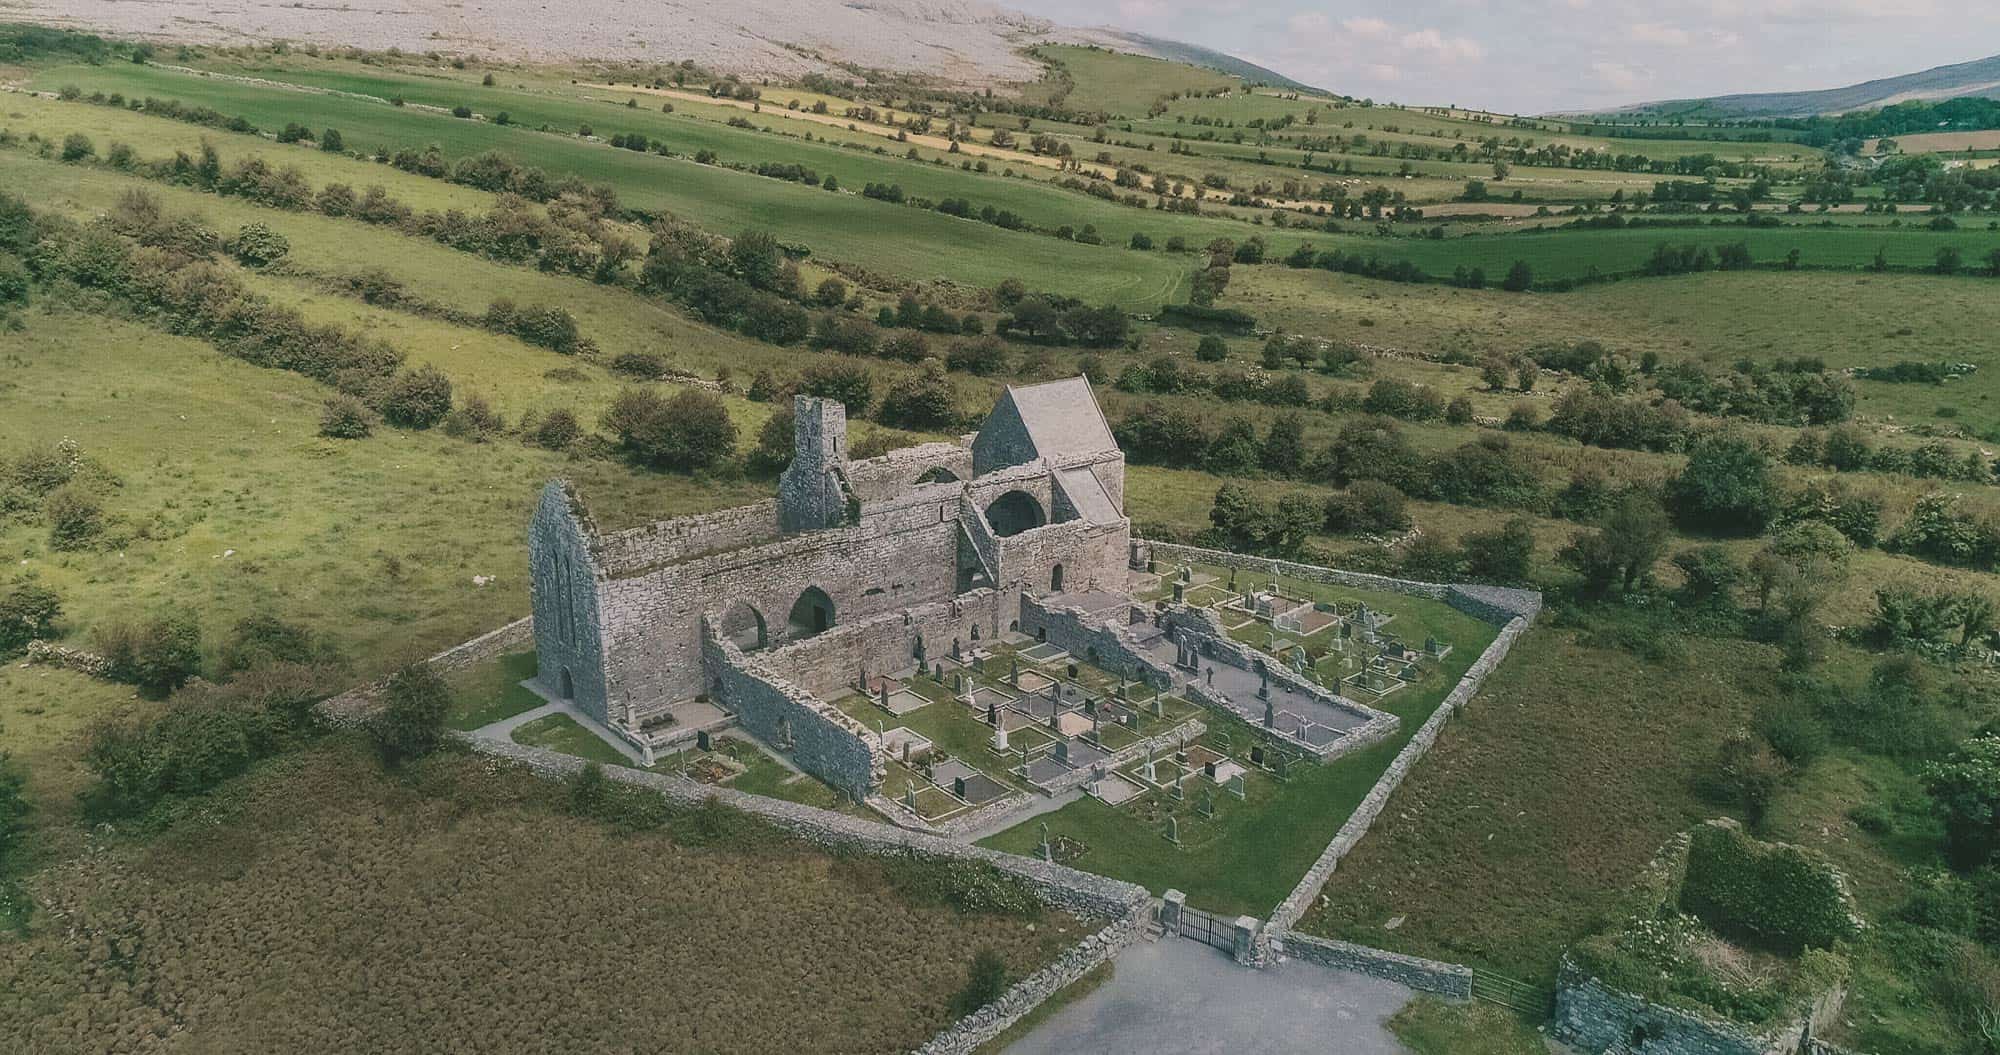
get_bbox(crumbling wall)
[700,622,883,799]
[1018,594,1173,690]
[1138,541,1542,626]
[528,482,611,723]
[591,500,782,577]
[758,591,1007,700]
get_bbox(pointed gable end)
[971,377,1117,476]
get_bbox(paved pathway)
[467,688,652,768]
[1004,938,1415,1055]
[956,787,1084,842]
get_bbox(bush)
[1324,481,1409,535]
[798,360,876,415]
[228,222,290,266]
[1668,433,1779,537]
[611,352,671,379]
[59,132,94,162]
[877,366,958,430]
[368,662,451,766]
[442,392,505,441]
[532,407,581,450]
[944,336,1007,376]
[96,615,203,697]
[951,948,1009,1016]
[1679,822,1858,954]
[601,387,737,471]
[318,394,375,439]
[1195,335,1228,362]
[82,699,277,815]
[44,485,103,551]
[0,751,26,864]
[0,579,60,655]
[1461,518,1535,584]
[217,613,322,675]
[380,366,454,429]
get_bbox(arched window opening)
[788,586,836,640]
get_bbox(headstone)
[1038,822,1052,862]
[1010,657,1020,687]
[696,729,712,752]
[987,698,999,726]
[1256,664,1271,701]
[913,637,926,663]
[1263,695,1276,729]
[1180,566,1193,583]
[1171,581,1185,604]
[933,661,943,681]
[904,784,917,810]
[1164,815,1180,845]
[1249,744,1265,766]
[1199,788,1215,818]
[878,682,890,710]
[992,720,1009,752]
[1152,694,1165,718]
[1054,740,1070,764]
[1227,773,1248,800]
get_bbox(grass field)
[0,740,1085,1054]
[27,63,1196,305]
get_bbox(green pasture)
[30,63,1194,305]
[1035,45,1236,116]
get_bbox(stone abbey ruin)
[525,376,1534,831]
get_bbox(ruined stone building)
[525,378,1132,790]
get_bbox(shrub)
[0,579,61,655]
[798,360,876,414]
[380,366,455,429]
[227,222,290,266]
[82,699,276,815]
[1668,434,1779,536]
[59,132,94,162]
[601,387,737,471]
[217,613,322,675]
[1445,396,1474,425]
[877,366,958,430]
[951,948,1009,1016]
[1679,823,1858,954]
[1324,481,1409,535]
[368,662,451,766]
[611,352,671,379]
[442,393,505,441]
[318,394,375,439]
[532,407,581,450]
[1195,335,1228,362]
[1461,518,1535,584]
[0,752,26,864]
[96,615,203,697]
[945,336,1008,376]
[1924,735,2000,869]
[44,485,103,551]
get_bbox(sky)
[1004,0,2000,114]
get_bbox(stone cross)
[1038,822,1053,861]
[1255,663,1270,701]
[1263,694,1276,729]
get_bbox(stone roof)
[998,378,1117,461]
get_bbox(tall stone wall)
[700,624,884,799]
[591,500,782,578]
[528,483,611,723]
[757,591,1007,701]
[996,519,1130,599]
[1018,595,1173,689]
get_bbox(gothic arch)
[787,586,836,640]
[985,490,1046,538]
[720,601,769,652]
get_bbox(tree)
[228,222,290,267]
[601,387,738,471]
[1195,335,1229,362]
[381,366,455,429]
[1924,734,2000,868]
[1561,491,1671,596]
[1461,518,1534,583]
[1668,433,1779,536]
[877,366,958,430]
[369,662,451,766]
[1260,413,1306,476]
[1324,481,1409,535]
[45,486,103,551]
[1936,246,1964,275]
[96,615,203,697]
[729,229,783,290]
[798,360,876,415]
[59,133,94,162]
[1480,358,1511,391]
[1500,260,1533,292]
[1673,546,1743,610]
[320,128,344,152]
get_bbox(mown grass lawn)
[446,650,545,730]
[509,711,630,765]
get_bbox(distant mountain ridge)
[1600,52,2000,119]
[18,0,1313,95]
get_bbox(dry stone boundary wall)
[1137,541,1543,625]
[1275,933,1473,998]
[1265,615,1529,937]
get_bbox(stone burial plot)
[0,742,1096,1055]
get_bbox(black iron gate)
[1175,906,1233,951]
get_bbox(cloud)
[1629,22,1692,47]
[1342,16,1392,37]
[1400,27,1485,61]
[1590,60,1645,92]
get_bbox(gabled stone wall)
[528,483,611,722]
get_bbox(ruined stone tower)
[777,395,854,532]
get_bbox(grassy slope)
[0,307,764,674]
[27,64,1193,305]
[1300,628,1770,983]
